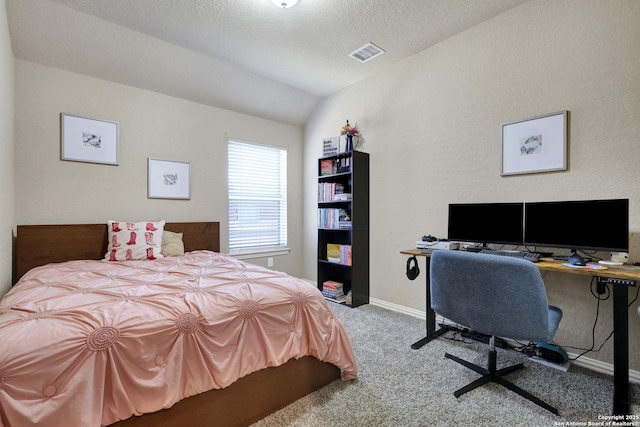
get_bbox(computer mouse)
[568,252,586,266]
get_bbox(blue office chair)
[430,250,563,415]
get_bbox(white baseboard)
[369,297,640,384]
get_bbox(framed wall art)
[322,137,339,157]
[501,110,568,176]
[147,158,191,200]
[61,113,119,165]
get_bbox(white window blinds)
[228,140,287,252]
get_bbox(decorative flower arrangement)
[340,120,359,137]
[340,120,361,152]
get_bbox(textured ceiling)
[6,0,530,126]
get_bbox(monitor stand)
[568,250,587,266]
[465,243,487,253]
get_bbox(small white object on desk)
[599,260,624,266]
[610,252,629,263]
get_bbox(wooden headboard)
[14,222,220,283]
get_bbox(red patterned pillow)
[105,220,165,261]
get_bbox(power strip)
[597,277,636,287]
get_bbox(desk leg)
[411,256,453,350]
[612,282,630,415]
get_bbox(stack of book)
[322,280,346,303]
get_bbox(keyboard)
[478,249,541,263]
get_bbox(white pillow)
[105,220,165,261]
[161,230,185,257]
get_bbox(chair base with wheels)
[446,336,559,415]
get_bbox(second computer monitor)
[448,202,524,246]
[524,199,629,253]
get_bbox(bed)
[1,222,357,427]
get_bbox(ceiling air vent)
[349,42,385,63]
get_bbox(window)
[228,140,287,254]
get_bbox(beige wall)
[8,0,640,375]
[304,0,640,370]
[0,0,15,295]
[14,61,305,277]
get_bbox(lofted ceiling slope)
[6,0,530,126]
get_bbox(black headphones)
[406,255,420,280]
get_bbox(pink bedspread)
[0,251,357,426]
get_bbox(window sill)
[230,247,291,260]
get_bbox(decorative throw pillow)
[161,230,185,257]
[105,220,165,261]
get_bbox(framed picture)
[322,137,339,157]
[147,158,191,200]
[61,113,119,165]
[501,111,568,176]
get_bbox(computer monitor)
[448,202,524,246]
[524,198,629,264]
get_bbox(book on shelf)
[342,245,352,266]
[336,156,351,173]
[318,183,346,202]
[323,293,347,303]
[322,288,344,297]
[325,244,352,265]
[326,244,341,263]
[334,193,352,201]
[322,280,344,290]
[318,208,351,229]
[320,159,335,176]
[319,157,351,176]
[338,221,352,229]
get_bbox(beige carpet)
[252,303,638,427]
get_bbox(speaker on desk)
[406,255,420,280]
[628,232,640,264]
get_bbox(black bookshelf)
[317,151,369,307]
